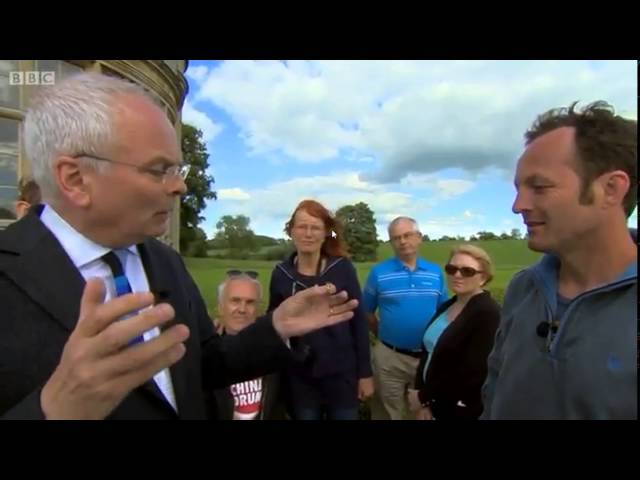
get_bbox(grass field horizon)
[185,239,542,315]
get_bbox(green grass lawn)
[184,239,542,315]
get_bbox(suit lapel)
[138,240,190,418]
[0,210,85,333]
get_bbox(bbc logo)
[9,71,56,86]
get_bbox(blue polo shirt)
[362,257,448,350]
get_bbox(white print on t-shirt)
[231,377,263,420]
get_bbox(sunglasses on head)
[226,270,259,279]
[444,264,482,278]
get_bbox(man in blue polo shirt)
[363,216,448,420]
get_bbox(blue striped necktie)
[102,249,144,345]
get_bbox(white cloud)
[400,174,476,199]
[195,60,637,181]
[217,188,251,200]
[203,171,424,239]
[247,173,414,222]
[203,169,487,239]
[182,99,223,144]
[417,212,513,240]
[343,151,375,163]
[400,173,437,188]
[185,65,209,85]
[204,185,512,240]
[434,179,475,199]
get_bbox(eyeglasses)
[292,224,325,235]
[444,264,483,278]
[226,270,259,279]
[72,153,191,184]
[390,231,419,243]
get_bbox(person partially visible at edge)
[267,199,373,420]
[481,100,637,420]
[15,177,42,219]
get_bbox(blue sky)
[183,60,637,241]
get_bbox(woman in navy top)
[267,199,373,420]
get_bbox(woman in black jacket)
[410,244,500,420]
[268,199,373,420]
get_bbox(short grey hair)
[387,216,420,237]
[217,274,262,305]
[22,72,161,202]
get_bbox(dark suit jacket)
[414,291,500,419]
[0,207,291,420]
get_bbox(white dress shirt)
[40,204,178,412]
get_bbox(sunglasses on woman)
[444,264,482,278]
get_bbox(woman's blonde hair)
[449,244,494,286]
